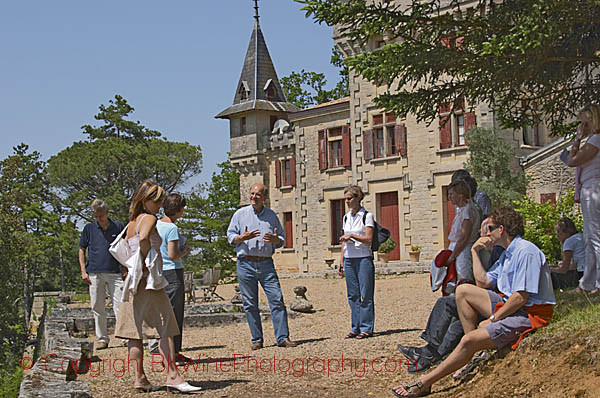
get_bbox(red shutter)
[440,116,451,149]
[363,129,374,161]
[342,125,351,166]
[318,129,328,171]
[373,114,383,125]
[396,124,407,156]
[290,157,296,187]
[385,113,396,123]
[284,212,293,248]
[464,112,476,133]
[440,102,451,113]
[540,193,556,205]
[275,159,281,188]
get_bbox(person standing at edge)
[227,183,297,350]
[78,199,125,350]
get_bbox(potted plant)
[409,244,422,262]
[377,238,396,263]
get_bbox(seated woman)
[114,180,201,393]
[551,217,585,290]
[445,179,481,283]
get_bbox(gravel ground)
[79,274,439,397]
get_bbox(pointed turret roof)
[216,5,299,119]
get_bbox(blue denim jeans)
[237,257,289,344]
[344,256,375,334]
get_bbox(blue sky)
[0,0,338,187]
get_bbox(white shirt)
[563,233,586,272]
[342,208,375,258]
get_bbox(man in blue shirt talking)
[227,183,296,350]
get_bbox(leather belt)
[244,255,270,262]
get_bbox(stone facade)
[217,3,561,272]
[521,137,577,202]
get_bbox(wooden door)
[443,186,456,249]
[379,192,400,260]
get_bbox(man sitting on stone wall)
[392,206,555,397]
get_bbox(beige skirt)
[115,277,180,340]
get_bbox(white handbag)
[109,223,131,266]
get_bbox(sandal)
[355,332,373,339]
[345,332,359,339]
[391,379,430,397]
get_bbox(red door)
[443,186,456,249]
[379,192,400,260]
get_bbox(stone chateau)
[216,1,574,272]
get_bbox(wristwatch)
[489,314,497,322]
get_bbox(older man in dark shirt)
[78,199,124,350]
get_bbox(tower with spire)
[216,0,299,202]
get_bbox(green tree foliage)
[0,144,82,390]
[281,49,349,108]
[48,95,203,223]
[298,0,600,135]
[464,127,527,208]
[179,160,240,278]
[516,190,582,262]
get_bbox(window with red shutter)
[540,193,556,205]
[342,125,351,167]
[318,129,328,170]
[275,159,281,188]
[464,112,476,134]
[330,199,345,246]
[289,157,296,187]
[284,212,293,248]
[396,124,407,156]
[363,129,374,161]
[440,116,452,149]
[282,159,291,186]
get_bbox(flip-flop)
[355,332,373,339]
[344,332,359,339]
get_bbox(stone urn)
[378,252,390,263]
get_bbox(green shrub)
[379,238,396,253]
[515,190,582,263]
[0,366,23,398]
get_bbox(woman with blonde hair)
[567,104,600,294]
[339,185,375,339]
[114,180,201,393]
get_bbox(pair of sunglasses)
[487,224,501,232]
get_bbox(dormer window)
[264,79,277,101]
[238,81,250,101]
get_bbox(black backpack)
[343,211,390,252]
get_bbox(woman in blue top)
[150,193,191,362]
[339,185,375,339]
